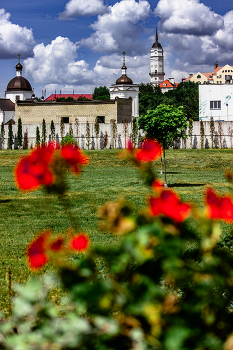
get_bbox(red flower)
[152,179,164,193]
[15,144,55,191]
[135,139,162,162]
[27,231,50,270]
[50,237,64,251]
[60,145,89,174]
[150,189,191,223]
[69,234,90,252]
[205,187,233,222]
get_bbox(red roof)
[159,79,177,88]
[45,94,92,101]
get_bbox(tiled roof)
[45,94,93,101]
[159,79,177,88]
[0,99,15,111]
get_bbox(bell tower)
[149,28,165,86]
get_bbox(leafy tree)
[138,104,188,186]
[175,81,199,121]
[111,119,118,149]
[69,123,73,138]
[103,131,108,148]
[210,116,215,149]
[94,117,100,149]
[8,120,14,150]
[17,118,23,149]
[132,117,138,147]
[42,119,47,145]
[60,118,65,140]
[139,83,163,116]
[75,118,79,147]
[23,130,28,149]
[200,120,205,149]
[92,86,110,100]
[86,121,91,150]
[36,126,40,148]
[1,122,5,149]
[50,120,55,141]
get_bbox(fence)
[1,121,233,150]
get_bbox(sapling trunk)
[163,148,168,188]
[161,157,163,174]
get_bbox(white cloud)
[58,0,108,19]
[0,8,34,58]
[24,36,96,85]
[154,0,223,36]
[214,11,233,51]
[79,0,151,54]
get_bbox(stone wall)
[15,98,132,125]
[1,121,233,150]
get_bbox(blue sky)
[0,0,232,98]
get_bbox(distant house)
[159,79,179,93]
[0,99,15,124]
[45,94,92,101]
[184,63,233,85]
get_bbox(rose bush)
[1,140,233,350]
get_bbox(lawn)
[0,148,233,314]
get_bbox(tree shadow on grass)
[0,199,11,203]
[169,183,205,188]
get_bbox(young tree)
[8,120,14,150]
[218,120,223,149]
[94,117,100,149]
[50,120,55,141]
[188,119,193,149]
[103,131,108,149]
[23,130,28,149]
[138,104,188,187]
[210,116,215,149]
[75,118,79,147]
[86,121,91,150]
[123,117,129,149]
[1,122,5,149]
[132,117,138,148]
[69,123,74,138]
[17,118,23,149]
[36,126,40,148]
[111,119,117,149]
[41,119,47,145]
[92,86,110,100]
[60,117,65,140]
[200,120,205,149]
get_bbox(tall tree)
[8,120,14,150]
[1,122,5,149]
[17,118,23,149]
[93,86,110,100]
[175,81,199,121]
[50,120,55,141]
[138,104,188,187]
[36,126,40,148]
[60,118,65,140]
[42,119,47,145]
[94,117,100,149]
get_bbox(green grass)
[0,148,233,314]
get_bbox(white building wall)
[5,91,32,103]
[110,87,139,118]
[199,85,233,121]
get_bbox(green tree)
[92,86,110,100]
[23,130,28,149]
[60,118,65,140]
[50,120,55,141]
[8,120,14,150]
[132,117,138,147]
[111,119,118,149]
[69,123,73,138]
[210,116,215,149]
[94,117,100,149]
[1,122,5,149]
[36,126,40,148]
[42,119,47,145]
[17,118,23,149]
[139,83,163,116]
[75,118,79,147]
[138,104,188,186]
[86,121,91,150]
[200,120,205,149]
[175,81,199,121]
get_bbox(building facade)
[149,28,165,86]
[186,64,233,85]
[199,84,233,121]
[15,98,132,125]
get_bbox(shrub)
[50,120,55,141]
[17,118,23,149]
[35,126,40,148]
[103,131,108,148]
[60,134,77,146]
[8,120,13,150]
[1,121,5,149]
[42,119,47,145]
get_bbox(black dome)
[152,41,162,49]
[7,77,32,92]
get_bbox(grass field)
[0,148,233,314]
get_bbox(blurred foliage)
[93,86,110,100]
[60,134,77,146]
[1,147,233,350]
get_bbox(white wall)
[5,91,32,103]
[199,85,233,121]
[0,110,15,124]
[1,121,233,150]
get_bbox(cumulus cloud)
[79,0,151,54]
[0,8,34,59]
[154,0,223,36]
[58,0,108,19]
[24,36,96,85]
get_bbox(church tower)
[149,28,165,86]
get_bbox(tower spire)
[156,27,158,42]
[18,54,21,64]
[122,51,126,67]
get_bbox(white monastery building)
[199,84,233,121]
[109,52,139,118]
[149,28,165,86]
[5,55,33,103]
